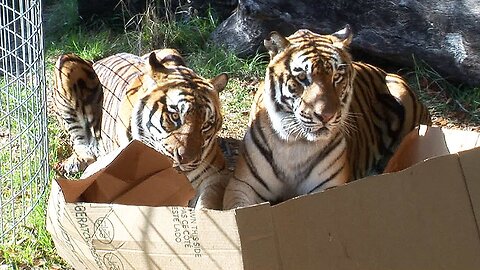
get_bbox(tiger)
[53,49,230,209]
[223,26,431,209]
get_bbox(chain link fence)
[0,0,48,242]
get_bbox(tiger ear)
[264,31,290,59]
[209,73,228,93]
[332,24,353,48]
[148,52,170,74]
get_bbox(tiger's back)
[346,62,431,179]
[92,52,147,152]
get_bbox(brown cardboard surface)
[383,125,449,173]
[56,140,195,207]
[48,179,244,270]
[458,148,480,237]
[46,181,102,269]
[443,127,480,152]
[235,203,280,270]
[384,125,480,173]
[236,151,480,269]
[47,128,480,270]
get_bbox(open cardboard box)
[46,125,480,269]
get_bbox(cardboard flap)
[57,140,195,207]
[100,140,174,182]
[458,147,480,236]
[238,154,480,270]
[443,128,480,152]
[56,177,98,203]
[384,125,448,173]
[385,125,480,173]
[235,203,281,270]
[113,169,195,206]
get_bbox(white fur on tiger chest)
[241,118,348,200]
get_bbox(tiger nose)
[175,146,199,164]
[314,111,335,124]
[175,146,187,163]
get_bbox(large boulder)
[211,0,480,86]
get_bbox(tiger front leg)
[56,127,100,176]
[222,145,276,209]
[191,170,230,210]
[56,152,94,177]
[223,175,267,210]
[55,107,102,176]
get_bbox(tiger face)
[130,53,227,172]
[263,26,355,142]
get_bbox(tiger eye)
[202,118,214,130]
[171,112,180,121]
[297,72,307,81]
[333,73,341,81]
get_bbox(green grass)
[0,72,66,267]
[187,45,267,78]
[51,30,119,61]
[0,78,61,267]
[407,57,480,128]
[0,188,66,269]
[43,0,78,40]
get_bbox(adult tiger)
[223,26,431,209]
[53,49,229,209]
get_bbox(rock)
[211,0,480,86]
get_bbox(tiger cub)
[53,49,229,209]
[223,26,430,209]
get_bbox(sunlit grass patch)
[407,57,480,129]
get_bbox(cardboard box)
[47,126,480,270]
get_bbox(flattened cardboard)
[47,127,480,270]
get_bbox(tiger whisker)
[340,112,359,137]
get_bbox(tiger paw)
[54,154,95,178]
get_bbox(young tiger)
[223,26,431,209]
[53,49,229,209]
